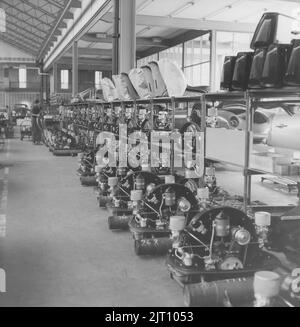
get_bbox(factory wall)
[0,91,40,109]
[52,68,111,94]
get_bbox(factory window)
[19,67,27,89]
[159,44,183,69]
[95,71,102,89]
[0,8,5,32]
[183,33,211,87]
[61,70,69,90]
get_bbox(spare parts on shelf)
[221,12,300,91]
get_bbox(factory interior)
[0,0,300,309]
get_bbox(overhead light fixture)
[152,37,162,43]
[136,26,152,36]
[96,33,107,39]
[168,1,195,17]
[137,0,155,13]
[202,0,242,20]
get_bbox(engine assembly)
[107,170,163,230]
[166,207,279,285]
[128,183,199,255]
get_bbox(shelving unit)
[59,95,205,176]
[202,89,300,212]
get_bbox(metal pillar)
[39,61,44,103]
[119,0,136,73]
[72,40,78,96]
[209,30,217,92]
[112,0,120,75]
[52,62,58,94]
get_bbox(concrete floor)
[0,136,298,307]
[0,137,183,307]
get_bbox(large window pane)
[184,33,210,67]
[159,44,183,68]
[184,62,210,86]
[61,70,69,90]
[19,68,27,89]
[183,33,210,87]
[95,71,102,89]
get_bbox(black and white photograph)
[0,0,300,311]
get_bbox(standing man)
[31,99,42,145]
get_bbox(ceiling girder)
[6,20,44,41]
[102,12,256,33]
[82,34,169,48]
[1,0,53,27]
[66,48,112,56]
[38,0,82,60]
[2,29,41,49]
[47,0,65,9]
[8,15,48,35]
[0,34,38,55]
[21,0,58,19]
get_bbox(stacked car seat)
[221,12,300,91]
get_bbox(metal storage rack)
[59,95,205,175]
[201,89,300,212]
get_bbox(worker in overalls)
[31,99,42,145]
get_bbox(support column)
[209,30,217,92]
[112,0,120,75]
[72,41,78,96]
[39,61,44,103]
[119,0,136,73]
[52,62,58,94]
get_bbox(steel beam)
[1,1,53,27]
[43,0,112,71]
[4,26,43,46]
[209,30,217,92]
[47,0,64,9]
[21,0,57,19]
[0,34,37,55]
[66,48,112,56]
[103,12,256,33]
[38,0,82,61]
[1,30,40,50]
[112,0,120,75]
[119,0,136,72]
[247,0,300,5]
[53,62,58,94]
[82,34,168,48]
[137,29,209,59]
[57,63,112,71]
[5,20,44,41]
[8,15,48,35]
[72,41,78,96]
[60,57,112,65]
